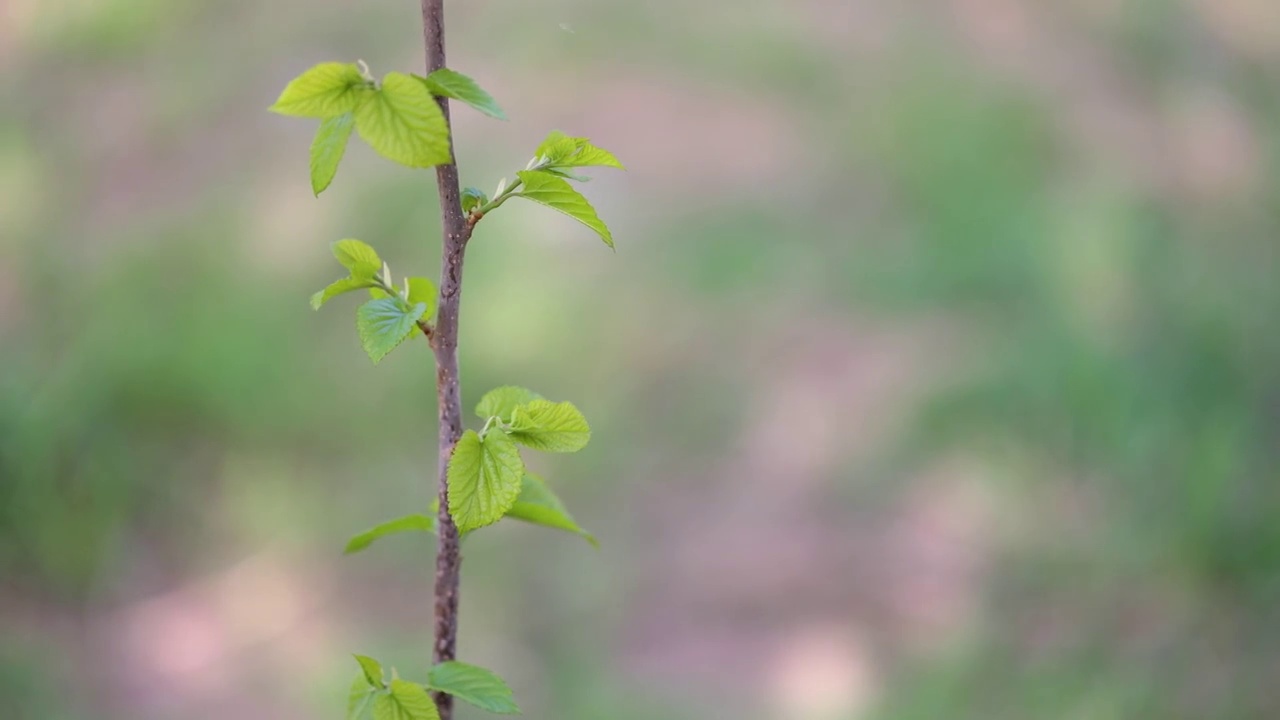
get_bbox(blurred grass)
[2,1,1279,719]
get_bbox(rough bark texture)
[422,1,470,718]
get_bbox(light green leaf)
[405,277,438,311]
[354,655,385,688]
[310,112,355,195]
[373,679,440,720]
[426,661,520,715]
[312,276,373,310]
[514,171,614,248]
[367,278,436,313]
[447,430,524,533]
[270,62,370,118]
[418,69,507,120]
[355,72,451,168]
[461,187,487,213]
[475,386,542,422]
[348,674,378,720]
[542,167,591,182]
[506,474,596,546]
[534,131,579,163]
[357,298,428,363]
[534,130,625,169]
[344,514,437,554]
[508,399,591,452]
[333,239,382,277]
[561,142,624,169]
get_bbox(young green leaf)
[542,167,591,182]
[348,674,378,720]
[356,298,428,363]
[373,679,440,720]
[534,131,580,164]
[447,430,524,533]
[475,386,542,422]
[418,69,507,120]
[311,112,355,195]
[312,276,373,310]
[270,62,371,118]
[426,661,520,715]
[515,171,614,248]
[461,187,487,214]
[534,130,625,169]
[405,277,438,311]
[355,72,451,168]
[354,655,385,688]
[508,399,591,452]
[368,277,436,312]
[560,142,624,169]
[333,239,382,277]
[506,474,597,546]
[344,514,437,554]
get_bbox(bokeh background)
[3,1,1280,718]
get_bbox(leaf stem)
[421,1,471,719]
[469,178,523,224]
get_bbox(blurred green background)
[3,0,1279,718]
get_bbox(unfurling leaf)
[418,68,507,120]
[312,276,373,310]
[344,514,437,554]
[562,143,624,169]
[367,277,436,312]
[515,171,614,248]
[372,679,440,720]
[475,386,542,422]
[461,187,487,213]
[354,655,385,688]
[533,131,581,164]
[355,72,451,168]
[404,277,438,313]
[348,674,378,720]
[542,167,591,182]
[356,298,428,363]
[533,130,625,169]
[506,474,596,546]
[447,430,524,533]
[426,661,520,714]
[333,239,382,277]
[310,112,355,195]
[508,399,592,452]
[271,62,370,118]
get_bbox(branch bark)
[421,1,470,718]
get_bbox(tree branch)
[421,1,470,718]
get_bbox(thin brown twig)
[421,1,471,718]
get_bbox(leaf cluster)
[310,239,437,363]
[272,56,620,719]
[348,655,519,720]
[272,63,623,252]
[344,384,595,555]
